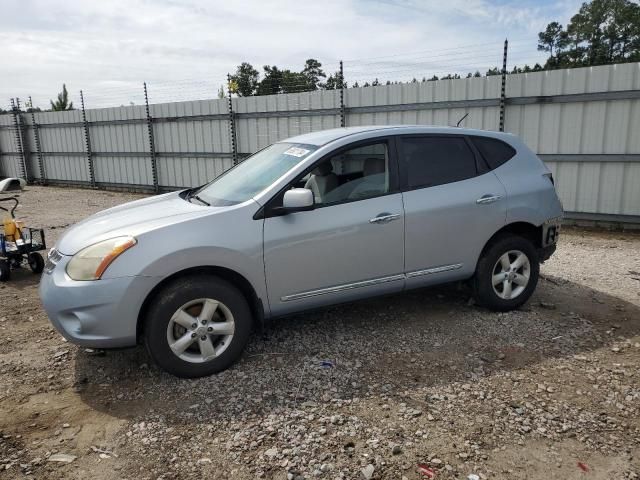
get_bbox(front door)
[263,139,405,316]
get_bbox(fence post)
[9,98,29,182]
[227,74,238,165]
[143,83,159,193]
[29,96,46,184]
[499,38,508,132]
[79,90,96,187]
[339,60,346,127]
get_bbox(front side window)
[303,142,390,206]
[195,143,317,206]
[400,136,477,189]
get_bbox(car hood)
[55,191,214,255]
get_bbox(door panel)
[403,172,507,288]
[396,134,507,289]
[264,194,405,316]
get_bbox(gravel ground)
[1,185,639,480]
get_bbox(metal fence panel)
[35,110,84,153]
[234,90,340,153]
[87,106,148,153]
[0,155,21,178]
[157,156,233,189]
[545,160,640,216]
[85,106,151,185]
[0,114,18,177]
[148,99,231,187]
[41,154,88,182]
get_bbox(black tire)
[28,252,45,274]
[0,260,10,282]
[473,233,540,311]
[143,275,252,378]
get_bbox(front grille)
[45,248,62,273]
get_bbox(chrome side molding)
[281,263,463,302]
[406,263,463,278]
[281,274,405,302]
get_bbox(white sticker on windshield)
[283,147,310,157]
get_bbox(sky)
[1,0,584,109]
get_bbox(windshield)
[194,143,317,206]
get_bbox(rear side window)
[471,136,516,170]
[399,136,477,189]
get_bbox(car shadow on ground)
[73,275,640,423]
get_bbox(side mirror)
[282,188,314,213]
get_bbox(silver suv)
[40,126,563,377]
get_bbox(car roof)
[281,125,513,146]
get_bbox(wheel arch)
[476,221,542,269]
[136,265,265,342]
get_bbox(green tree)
[281,69,309,93]
[301,58,326,90]
[257,65,284,95]
[324,71,346,89]
[538,21,569,58]
[229,62,260,96]
[539,0,640,68]
[50,84,73,111]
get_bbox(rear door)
[397,134,507,288]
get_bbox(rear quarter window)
[471,136,516,170]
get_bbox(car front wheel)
[473,234,540,311]
[143,275,252,378]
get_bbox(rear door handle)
[369,213,401,224]
[476,194,502,205]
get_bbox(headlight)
[66,236,137,281]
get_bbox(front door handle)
[476,194,502,205]
[370,213,401,224]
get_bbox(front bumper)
[39,254,160,348]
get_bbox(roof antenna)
[456,113,469,127]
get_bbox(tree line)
[227,59,345,96]
[227,0,639,96]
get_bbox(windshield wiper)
[185,188,210,206]
[191,194,210,206]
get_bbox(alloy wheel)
[166,298,235,363]
[491,250,531,300]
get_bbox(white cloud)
[1,0,583,109]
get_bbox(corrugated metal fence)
[1,63,639,224]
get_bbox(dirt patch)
[1,186,639,479]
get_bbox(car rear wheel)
[143,275,252,378]
[473,234,539,311]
